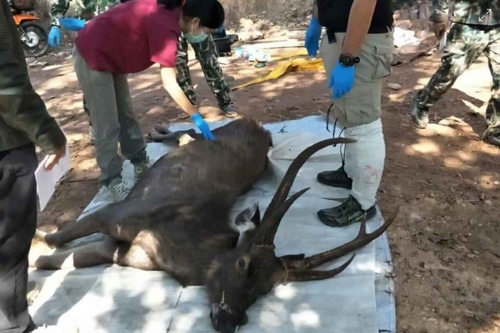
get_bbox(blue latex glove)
[48,26,62,48]
[59,18,86,31]
[304,17,321,57]
[190,113,216,140]
[329,61,355,99]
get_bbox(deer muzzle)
[210,303,248,333]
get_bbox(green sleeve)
[430,0,449,22]
[48,0,71,25]
[95,0,119,13]
[0,3,66,153]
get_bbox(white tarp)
[28,115,396,333]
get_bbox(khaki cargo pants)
[320,31,394,127]
[319,31,394,210]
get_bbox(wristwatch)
[339,54,360,67]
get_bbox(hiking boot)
[316,165,352,189]
[133,156,151,179]
[28,324,79,333]
[411,94,429,129]
[221,102,239,118]
[482,127,500,147]
[108,178,130,201]
[317,195,377,228]
[89,126,96,144]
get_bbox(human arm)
[430,0,449,23]
[46,0,71,47]
[160,66,197,116]
[430,0,449,39]
[175,35,198,106]
[327,0,377,99]
[160,66,215,140]
[305,0,322,57]
[0,4,67,168]
[340,0,377,57]
[48,0,71,25]
[59,17,86,31]
[147,12,215,140]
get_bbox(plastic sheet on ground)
[28,115,396,333]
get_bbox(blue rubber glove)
[329,61,355,99]
[304,17,322,57]
[48,26,62,48]
[59,18,86,31]
[190,113,216,140]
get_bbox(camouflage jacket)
[431,0,500,26]
[49,0,121,25]
[0,0,66,153]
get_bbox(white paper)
[439,32,447,50]
[35,140,71,211]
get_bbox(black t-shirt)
[317,0,394,34]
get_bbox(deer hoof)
[178,134,196,146]
[154,124,171,135]
[34,229,47,242]
[34,229,58,248]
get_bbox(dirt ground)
[27,44,500,333]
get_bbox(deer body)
[34,119,271,286]
[33,118,398,333]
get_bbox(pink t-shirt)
[75,0,181,74]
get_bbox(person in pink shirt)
[72,0,224,201]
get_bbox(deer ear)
[234,202,260,227]
[233,202,260,248]
[251,205,261,227]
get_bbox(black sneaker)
[317,195,377,228]
[482,127,500,147]
[317,164,352,189]
[411,93,429,129]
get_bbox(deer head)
[205,137,399,333]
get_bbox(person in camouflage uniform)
[176,30,238,118]
[412,0,500,147]
[48,0,123,144]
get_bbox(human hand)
[432,21,447,40]
[190,113,216,140]
[304,17,322,57]
[48,26,62,47]
[329,61,355,99]
[59,18,86,31]
[44,144,66,170]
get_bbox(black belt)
[326,25,393,43]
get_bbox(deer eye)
[238,258,245,268]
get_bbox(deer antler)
[253,137,356,245]
[281,206,400,282]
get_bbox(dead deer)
[32,118,398,333]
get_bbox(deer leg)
[38,202,152,248]
[38,213,108,248]
[154,124,171,135]
[30,237,118,270]
[114,241,159,271]
[31,236,159,271]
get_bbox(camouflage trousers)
[416,23,500,131]
[176,34,232,109]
